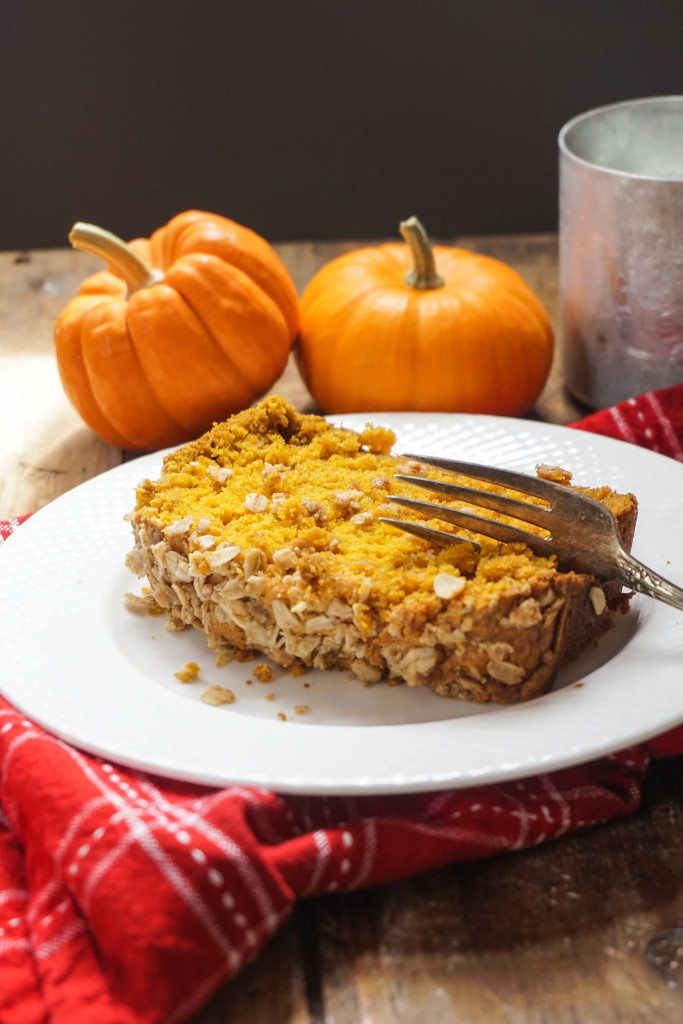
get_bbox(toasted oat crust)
[126,397,637,704]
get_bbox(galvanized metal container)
[559,96,683,409]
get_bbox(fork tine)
[388,495,554,554]
[378,517,481,551]
[401,453,565,503]
[395,474,553,531]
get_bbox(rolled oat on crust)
[125,396,638,704]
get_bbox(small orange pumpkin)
[297,217,554,416]
[55,210,299,451]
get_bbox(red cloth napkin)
[571,383,683,461]
[1,385,682,1024]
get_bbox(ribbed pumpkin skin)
[54,211,299,451]
[297,242,554,416]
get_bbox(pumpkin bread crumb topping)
[126,395,637,704]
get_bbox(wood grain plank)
[0,248,122,517]
[189,914,312,1024]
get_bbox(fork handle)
[615,552,683,611]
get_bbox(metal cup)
[559,96,683,409]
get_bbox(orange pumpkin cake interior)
[126,396,637,704]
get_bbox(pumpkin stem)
[399,216,444,290]
[69,222,164,294]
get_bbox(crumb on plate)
[253,662,274,683]
[201,684,235,706]
[174,661,201,683]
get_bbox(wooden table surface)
[1,235,681,1022]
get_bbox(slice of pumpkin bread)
[126,396,637,704]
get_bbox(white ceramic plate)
[1,413,682,794]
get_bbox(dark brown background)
[2,0,681,250]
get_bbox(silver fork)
[379,454,683,612]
